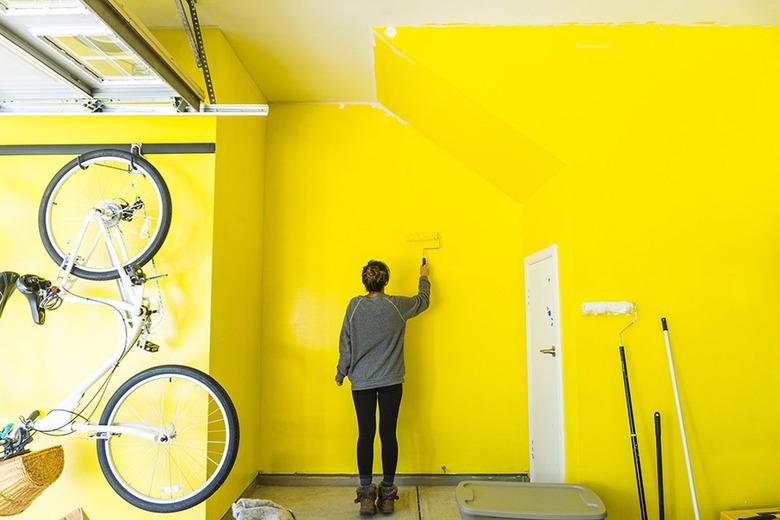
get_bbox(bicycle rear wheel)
[96,365,239,513]
[39,149,172,281]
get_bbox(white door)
[525,245,564,482]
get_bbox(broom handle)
[661,318,700,520]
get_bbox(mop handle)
[661,318,700,520]
[655,411,664,520]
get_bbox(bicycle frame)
[31,207,166,441]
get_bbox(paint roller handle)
[661,317,668,331]
[422,257,426,265]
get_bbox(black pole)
[620,345,649,520]
[655,411,665,520]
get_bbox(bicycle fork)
[75,422,168,442]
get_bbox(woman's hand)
[420,263,429,277]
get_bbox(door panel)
[525,245,564,482]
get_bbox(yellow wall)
[372,24,780,519]
[260,103,527,474]
[518,25,780,519]
[258,24,780,520]
[206,115,267,518]
[373,30,564,203]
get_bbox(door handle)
[539,346,556,357]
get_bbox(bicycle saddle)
[0,271,19,320]
[15,274,50,326]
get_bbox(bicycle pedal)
[142,341,159,353]
[124,264,146,285]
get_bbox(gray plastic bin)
[456,481,607,520]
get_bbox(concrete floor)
[231,485,461,519]
[223,475,529,520]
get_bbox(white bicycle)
[0,149,239,513]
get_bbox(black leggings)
[352,384,403,485]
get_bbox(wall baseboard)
[253,472,530,487]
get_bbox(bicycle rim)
[97,366,238,512]
[39,149,171,281]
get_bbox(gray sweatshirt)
[336,276,430,390]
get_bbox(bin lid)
[456,481,607,520]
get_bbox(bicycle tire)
[96,365,239,513]
[38,149,172,281]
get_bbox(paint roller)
[406,232,441,265]
[582,301,648,520]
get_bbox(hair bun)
[362,260,390,291]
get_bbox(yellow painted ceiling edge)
[373,30,565,203]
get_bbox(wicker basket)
[0,446,64,516]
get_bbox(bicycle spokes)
[39,149,171,281]
[96,366,238,512]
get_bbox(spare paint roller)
[582,301,647,520]
[581,301,636,316]
[406,232,441,265]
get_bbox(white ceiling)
[121,0,780,103]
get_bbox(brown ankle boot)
[354,484,378,515]
[377,484,398,514]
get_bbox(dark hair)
[362,260,390,292]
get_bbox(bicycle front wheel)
[39,149,172,281]
[96,365,239,513]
